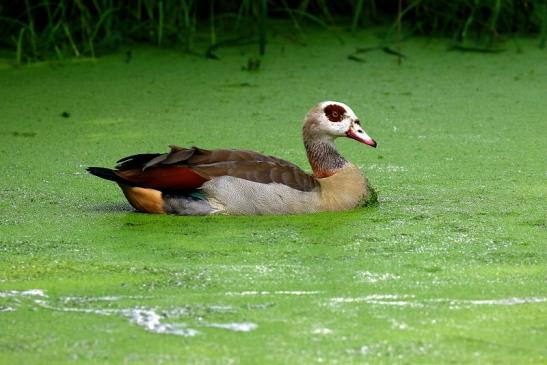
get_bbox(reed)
[540,0,547,48]
[0,0,543,65]
[258,0,267,55]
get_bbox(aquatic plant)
[0,0,544,65]
[1,24,546,363]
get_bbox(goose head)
[303,101,377,147]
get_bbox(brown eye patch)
[324,104,346,122]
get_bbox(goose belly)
[202,176,322,215]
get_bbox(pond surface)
[0,30,545,364]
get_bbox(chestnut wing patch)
[115,146,319,192]
[116,166,208,191]
[324,104,346,122]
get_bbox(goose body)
[88,101,377,215]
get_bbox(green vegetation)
[0,30,545,363]
[0,0,545,65]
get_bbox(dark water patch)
[355,46,379,53]
[124,222,146,227]
[347,55,367,63]
[354,46,407,59]
[9,131,36,137]
[448,45,506,53]
[241,58,261,71]
[222,82,257,88]
[520,219,546,228]
[351,46,406,61]
[206,51,220,60]
[124,50,132,63]
[205,37,257,61]
[382,47,407,59]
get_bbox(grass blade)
[63,23,80,57]
[158,0,164,46]
[540,0,547,49]
[258,0,267,55]
[15,27,26,66]
[352,0,365,32]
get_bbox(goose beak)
[346,121,377,148]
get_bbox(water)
[0,30,545,363]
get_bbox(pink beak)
[346,122,377,147]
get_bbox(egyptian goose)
[87,101,377,215]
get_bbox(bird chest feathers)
[317,164,369,212]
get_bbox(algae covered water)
[0,31,545,364]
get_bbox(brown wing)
[114,146,318,192]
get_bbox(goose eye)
[354,120,361,125]
[324,104,346,122]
